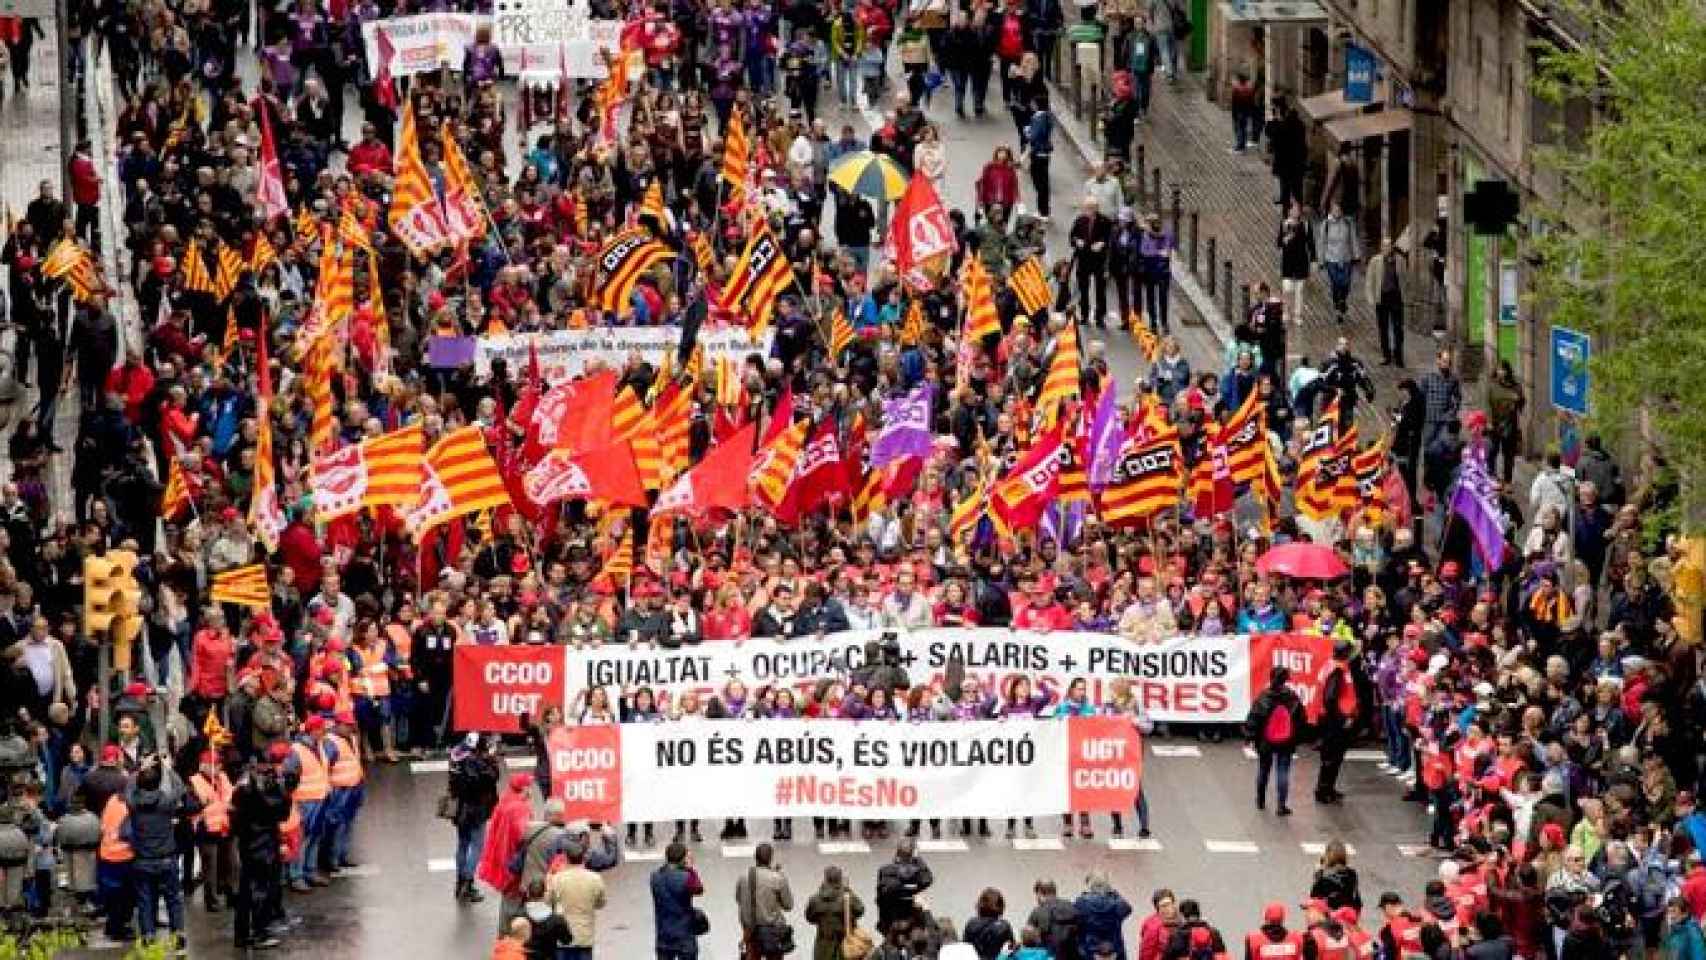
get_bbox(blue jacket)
[1025,110,1056,157]
[1074,889,1133,960]
[1238,605,1287,634]
[651,863,703,951]
[1668,918,1706,960]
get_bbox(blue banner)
[1345,45,1375,104]
[1549,326,1591,415]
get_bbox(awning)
[1298,83,1387,123]
[1323,108,1415,143]
[1216,1,1330,25]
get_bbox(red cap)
[1332,907,1359,927]
[1441,561,1460,578]
[1301,898,1330,915]
[511,553,529,574]
[315,691,337,711]
[153,255,175,277]
[326,638,346,653]
[220,506,238,520]
[334,710,356,726]
[1263,903,1286,924]
[100,744,122,764]
[123,681,149,699]
[509,773,533,792]
[304,715,327,734]
[266,741,291,763]
[1408,648,1430,667]
[1540,823,1566,849]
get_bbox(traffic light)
[85,550,143,669]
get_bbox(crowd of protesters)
[0,0,1698,956]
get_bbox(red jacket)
[189,628,235,699]
[346,140,393,179]
[70,153,101,206]
[976,161,1020,211]
[104,363,155,424]
[1140,913,1179,960]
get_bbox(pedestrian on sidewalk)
[1418,349,1463,449]
[1020,92,1055,219]
[1139,212,1175,333]
[1321,338,1376,429]
[69,140,103,253]
[1070,196,1112,327]
[1365,237,1407,366]
[1267,99,1307,212]
[1147,0,1179,82]
[736,842,796,960]
[1125,17,1159,119]
[1229,72,1261,152]
[1110,207,1143,324]
[1278,204,1315,325]
[830,11,866,109]
[941,13,978,118]
[1247,667,1303,815]
[1316,203,1360,322]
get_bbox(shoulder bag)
[841,891,875,960]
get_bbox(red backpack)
[997,15,1024,61]
[1262,702,1294,745]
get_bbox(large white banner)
[362,14,483,78]
[547,717,1143,821]
[566,629,1254,723]
[472,326,773,384]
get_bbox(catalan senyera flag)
[41,239,103,303]
[610,385,645,441]
[304,337,338,456]
[830,307,855,359]
[1296,404,1355,522]
[216,307,240,367]
[1058,431,1091,505]
[652,378,694,478]
[597,527,635,584]
[596,228,675,314]
[690,231,716,277]
[1133,321,1160,363]
[161,458,194,518]
[213,243,246,300]
[439,122,488,244]
[337,206,376,258]
[1219,388,1266,486]
[900,299,925,346]
[715,356,745,408]
[309,423,426,519]
[249,322,285,550]
[1099,423,1184,527]
[638,180,675,233]
[963,258,1001,342]
[388,99,451,258]
[210,564,270,608]
[948,476,989,542]
[1353,432,1392,518]
[721,110,750,193]
[753,417,810,509]
[294,206,320,243]
[722,224,792,340]
[249,231,279,274]
[180,240,217,295]
[404,426,512,538]
[1007,256,1051,316]
[1036,320,1081,423]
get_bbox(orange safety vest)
[327,733,363,788]
[352,641,391,699]
[1311,928,1354,960]
[1346,929,1374,960]
[292,740,330,802]
[191,770,234,836]
[1384,915,1424,960]
[387,623,414,679]
[1245,930,1305,960]
[99,796,134,863]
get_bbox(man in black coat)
[875,837,934,935]
[231,745,294,950]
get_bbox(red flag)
[523,442,648,508]
[255,102,289,221]
[373,27,399,111]
[761,387,794,446]
[525,368,617,460]
[654,423,757,516]
[989,425,1065,531]
[774,420,849,525]
[511,340,545,432]
[886,172,958,290]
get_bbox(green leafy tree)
[1531,0,1706,524]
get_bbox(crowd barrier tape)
[544,717,1143,821]
[451,630,1337,733]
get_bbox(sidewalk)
[1049,70,1446,433]
[0,34,80,515]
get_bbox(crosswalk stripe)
[917,839,970,854]
[425,858,456,873]
[721,844,757,859]
[1109,838,1164,852]
[1150,745,1202,758]
[410,760,449,774]
[1301,842,1356,856]
[626,849,665,862]
[1345,749,1386,762]
[339,865,383,878]
[1395,844,1433,857]
[1204,839,1260,854]
[1012,837,1066,852]
[818,841,872,855]
[1242,745,1258,760]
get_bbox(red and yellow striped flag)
[213,243,245,300]
[948,477,989,542]
[1036,319,1081,423]
[404,426,511,537]
[1133,321,1160,363]
[597,527,634,584]
[180,240,217,295]
[388,99,451,258]
[721,224,792,341]
[653,379,694,478]
[690,232,715,277]
[963,258,1001,342]
[439,122,488,244]
[210,564,270,608]
[900,300,925,346]
[830,307,855,358]
[611,386,645,440]
[294,206,319,242]
[161,458,194,518]
[752,417,810,508]
[250,321,285,551]
[1007,257,1052,316]
[638,180,673,232]
[249,231,279,274]
[721,110,750,193]
[356,423,426,510]
[41,239,103,303]
[305,338,338,456]
[715,356,745,408]
[1099,425,1184,527]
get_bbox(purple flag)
[1449,440,1508,570]
[1086,382,1124,489]
[1042,500,1086,547]
[872,383,935,467]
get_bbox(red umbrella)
[1255,542,1350,580]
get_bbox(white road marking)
[917,839,970,853]
[1395,844,1433,857]
[339,865,383,878]
[1301,842,1356,856]
[721,844,757,859]
[1151,744,1202,758]
[425,858,456,873]
[1204,839,1260,854]
[626,849,665,862]
[410,760,449,774]
[1242,745,1258,760]
[507,757,537,770]
[818,841,872,855]
[1109,838,1164,852]
[1012,837,1066,852]
[1345,749,1386,762]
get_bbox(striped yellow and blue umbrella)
[828,151,910,201]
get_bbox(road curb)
[1046,84,1237,351]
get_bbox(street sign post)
[1344,45,1374,104]
[1549,325,1591,415]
